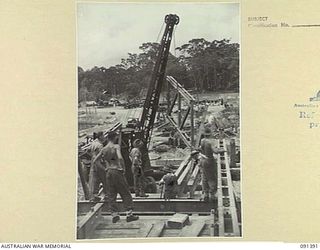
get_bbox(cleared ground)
[78,106,142,142]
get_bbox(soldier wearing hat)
[199,127,218,202]
[129,139,148,197]
[92,131,139,223]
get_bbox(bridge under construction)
[77,13,241,239]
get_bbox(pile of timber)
[173,155,201,198]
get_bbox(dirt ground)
[78,106,142,143]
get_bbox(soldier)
[92,131,139,223]
[159,172,178,201]
[88,131,107,202]
[193,127,223,202]
[129,139,148,197]
[200,127,217,202]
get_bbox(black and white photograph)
[77,2,240,239]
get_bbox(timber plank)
[139,224,154,237]
[93,229,140,238]
[162,228,181,237]
[78,199,216,214]
[180,220,206,237]
[187,165,201,197]
[178,161,193,185]
[177,161,194,196]
[175,156,190,177]
[77,202,104,239]
[147,222,166,237]
[87,215,214,239]
[167,213,190,229]
[187,165,199,186]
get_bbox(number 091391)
[300,244,318,248]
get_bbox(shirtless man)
[92,131,138,223]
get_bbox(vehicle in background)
[108,98,121,106]
[96,98,124,107]
[124,102,140,109]
[126,118,139,128]
[85,101,98,107]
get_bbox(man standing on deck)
[197,127,221,202]
[88,131,107,202]
[129,139,148,197]
[92,131,139,223]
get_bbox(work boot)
[126,214,139,222]
[112,215,120,223]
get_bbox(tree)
[176,38,239,92]
[77,39,239,101]
[126,82,141,101]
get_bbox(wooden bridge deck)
[82,215,215,239]
[77,139,241,239]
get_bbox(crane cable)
[172,25,178,57]
[156,21,165,43]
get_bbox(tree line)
[78,38,239,103]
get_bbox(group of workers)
[85,131,145,223]
[80,126,222,223]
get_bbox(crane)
[117,14,180,189]
[79,14,180,192]
[139,14,180,146]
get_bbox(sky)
[77,3,239,70]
